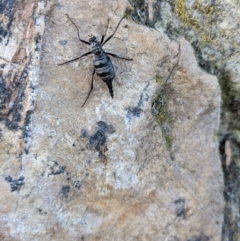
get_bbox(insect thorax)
[89,37,103,55]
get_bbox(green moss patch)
[151,79,174,150]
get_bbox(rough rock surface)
[0,0,223,240]
[128,0,240,239]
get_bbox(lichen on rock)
[0,0,224,240]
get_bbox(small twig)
[165,41,181,82]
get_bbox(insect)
[58,14,133,107]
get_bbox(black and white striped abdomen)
[94,53,115,98]
[94,54,115,81]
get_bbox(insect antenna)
[102,15,126,46]
[100,19,110,44]
[66,14,90,45]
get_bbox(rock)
[133,0,240,239]
[0,0,223,240]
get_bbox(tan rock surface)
[0,0,223,240]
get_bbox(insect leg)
[58,51,92,66]
[66,14,90,45]
[100,19,110,44]
[106,52,133,61]
[81,69,95,107]
[102,15,126,46]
